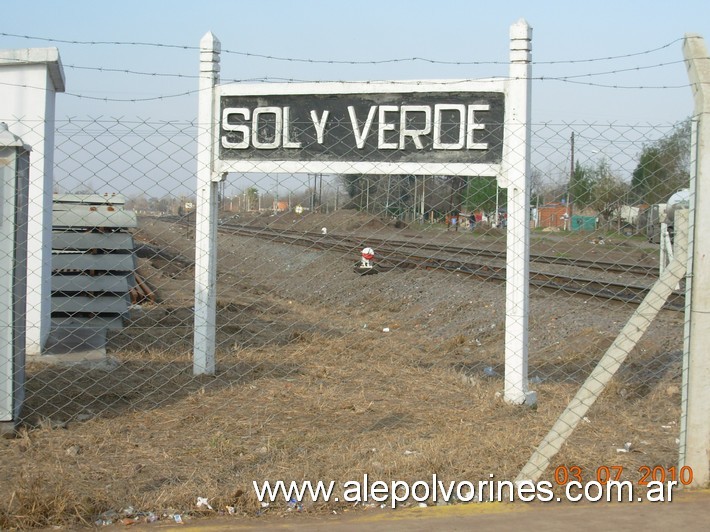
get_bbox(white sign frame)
[195,21,534,407]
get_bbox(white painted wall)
[0,48,65,356]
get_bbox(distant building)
[537,202,569,229]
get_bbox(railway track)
[211,220,658,276]
[155,216,682,311]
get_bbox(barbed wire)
[0,31,691,66]
[0,79,202,102]
[0,72,692,104]
[58,58,686,83]
[0,32,697,102]
[555,79,690,89]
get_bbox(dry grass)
[2,327,682,528]
[0,216,683,528]
[0,467,109,529]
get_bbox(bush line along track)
[155,216,683,312]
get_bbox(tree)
[464,176,503,213]
[631,119,690,205]
[569,161,595,209]
[339,174,381,212]
[125,194,149,212]
[447,175,467,213]
[590,159,630,221]
[246,187,259,211]
[530,168,544,207]
[340,174,363,206]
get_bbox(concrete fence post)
[193,32,221,375]
[502,19,536,406]
[680,33,710,488]
[0,124,29,435]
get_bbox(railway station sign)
[213,81,508,176]
[198,22,535,407]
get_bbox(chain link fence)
[0,108,692,526]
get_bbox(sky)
[1,0,708,196]
[1,0,707,122]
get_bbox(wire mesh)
[0,113,691,521]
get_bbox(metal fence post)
[681,33,710,488]
[502,19,536,405]
[193,32,221,375]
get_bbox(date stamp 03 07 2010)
[552,465,694,487]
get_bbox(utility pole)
[311,174,318,212]
[309,174,314,212]
[319,173,323,210]
[567,131,574,229]
[413,176,418,223]
[420,176,425,223]
[386,175,392,214]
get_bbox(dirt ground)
[124,488,710,531]
[0,210,685,529]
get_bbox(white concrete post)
[0,124,29,432]
[680,33,710,487]
[679,116,697,484]
[0,49,65,356]
[500,19,536,405]
[193,32,221,375]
